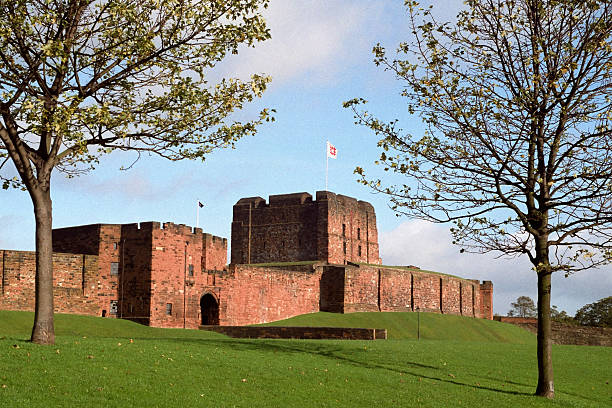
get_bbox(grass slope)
[0,311,610,407]
[0,310,225,339]
[261,311,536,343]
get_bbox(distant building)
[0,191,493,328]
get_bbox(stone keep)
[231,191,381,265]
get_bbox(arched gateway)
[200,293,219,325]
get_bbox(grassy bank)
[0,311,609,407]
[262,311,536,343]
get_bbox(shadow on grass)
[140,336,534,397]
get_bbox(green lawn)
[262,311,536,342]
[0,310,610,407]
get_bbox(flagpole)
[325,141,329,191]
[196,200,200,229]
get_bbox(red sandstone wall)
[0,249,99,315]
[479,281,493,320]
[319,266,345,313]
[343,267,379,312]
[213,264,321,326]
[53,224,121,316]
[319,191,381,265]
[193,264,492,327]
[441,278,461,315]
[115,223,154,323]
[379,268,413,312]
[230,191,381,265]
[95,225,121,315]
[200,325,388,340]
[49,221,227,327]
[148,222,206,328]
[4,215,493,328]
[461,282,475,316]
[109,222,225,329]
[231,193,319,264]
[411,272,441,312]
[341,265,489,318]
[202,234,227,271]
[53,224,101,255]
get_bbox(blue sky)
[1,0,609,315]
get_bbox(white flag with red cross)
[327,141,337,159]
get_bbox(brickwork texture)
[1,190,493,328]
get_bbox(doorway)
[200,293,219,325]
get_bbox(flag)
[327,141,337,159]
[198,201,204,208]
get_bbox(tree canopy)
[0,0,273,187]
[508,296,537,318]
[345,0,611,399]
[575,296,612,327]
[0,0,273,345]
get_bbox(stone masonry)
[0,190,493,328]
[231,191,381,265]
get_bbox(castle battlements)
[0,190,493,328]
[231,190,381,265]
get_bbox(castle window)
[113,242,118,250]
[188,264,194,277]
[343,242,347,255]
[357,228,361,240]
[110,300,118,315]
[358,245,362,257]
[166,303,173,315]
[342,224,346,237]
[110,262,119,276]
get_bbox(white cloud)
[220,0,376,85]
[380,220,611,315]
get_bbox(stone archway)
[200,293,219,325]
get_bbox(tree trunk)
[535,270,554,398]
[30,188,55,345]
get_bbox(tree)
[508,296,537,318]
[575,296,612,327]
[345,0,611,399]
[0,0,274,345]
[550,305,574,324]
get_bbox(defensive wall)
[494,316,612,346]
[0,249,99,315]
[1,252,493,328]
[200,325,388,340]
[169,263,492,326]
[4,222,226,328]
[0,190,493,328]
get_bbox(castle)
[0,191,493,328]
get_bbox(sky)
[1,0,610,315]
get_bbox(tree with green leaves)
[508,296,536,318]
[575,296,612,327]
[550,305,574,324]
[345,0,611,399]
[0,0,273,345]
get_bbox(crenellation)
[1,190,493,327]
[140,221,160,230]
[231,190,381,265]
[269,192,313,206]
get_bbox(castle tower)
[230,191,381,265]
[52,222,227,326]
